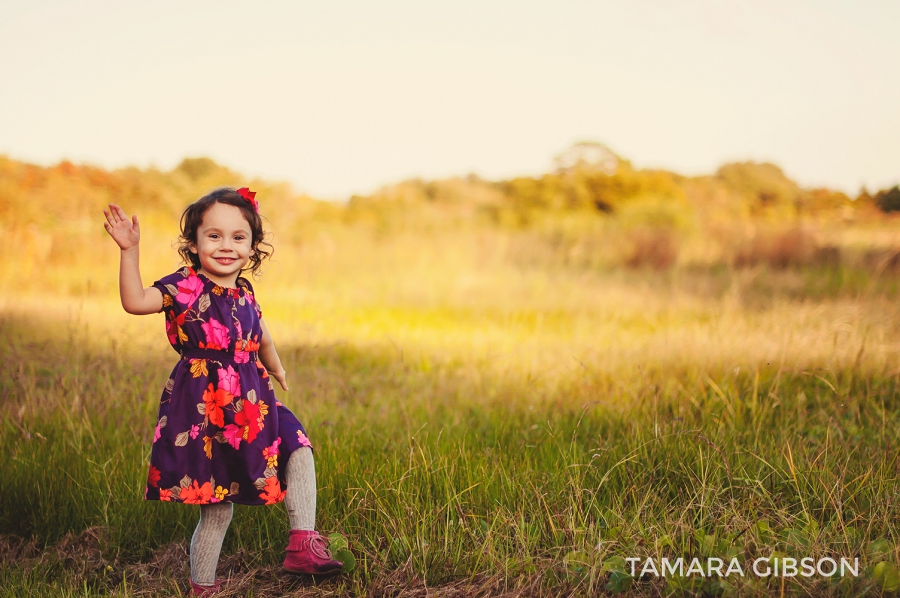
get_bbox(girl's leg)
[285,446,316,530]
[190,502,234,586]
[282,446,342,575]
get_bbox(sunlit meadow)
[3,158,900,596]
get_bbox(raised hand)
[103,204,141,250]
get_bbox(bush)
[733,227,817,269]
[625,227,679,270]
[875,186,900,213]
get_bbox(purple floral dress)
[143,267,312,506]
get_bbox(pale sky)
[1,0,898,199]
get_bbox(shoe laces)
[308,534,334,560]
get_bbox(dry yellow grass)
[4,218,900,596]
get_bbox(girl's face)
[189,202,253,287]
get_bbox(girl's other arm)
[103,204,163,315]
[259,317,289,391]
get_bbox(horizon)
[1,147,883,204]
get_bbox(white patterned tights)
[189,447,316,586]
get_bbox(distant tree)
[553,142,620,175]
[875,186,900,212]
[801,188,852,212]
[175,157,221,181]
[716,162,801,212]
[499,147,686,215]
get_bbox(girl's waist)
[179,347,259,363]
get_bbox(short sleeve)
[152,269,190,317]
[238,277,263,318]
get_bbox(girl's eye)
[209,234,220,239]
[234,236,245,241]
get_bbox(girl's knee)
[287,446,315,474]
[200,502,234,527]
[292,445,314,461]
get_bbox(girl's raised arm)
[103,203,163,315]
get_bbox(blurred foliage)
[0,143,889,236]
[716,161,801,216]
[1,144,897,292]
[875,185,900,212]
[0,155,313,229]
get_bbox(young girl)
[103,187,342,596]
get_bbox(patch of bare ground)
[0,532,41,564]
[1,529,671,597]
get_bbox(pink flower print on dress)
[223,424,242,450]
[148,268,314,506]
[217,365,241,397]
[176,275,204,307]
[263,438,281,468]
[201,318,230,350]
[165,318,178,345]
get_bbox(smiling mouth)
[214,257,236,264]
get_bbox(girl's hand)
[271,369,289,391]
[103,204,141,250]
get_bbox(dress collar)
[194,270,247,295]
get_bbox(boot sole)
[283,565,343,577]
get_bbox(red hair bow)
[236,187,259,213]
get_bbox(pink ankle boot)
[283,530,343,575]
[190,579,222,596]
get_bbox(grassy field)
[3,223,900,597]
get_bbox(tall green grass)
[3,252,900,595]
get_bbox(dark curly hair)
[177,187,273,278]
